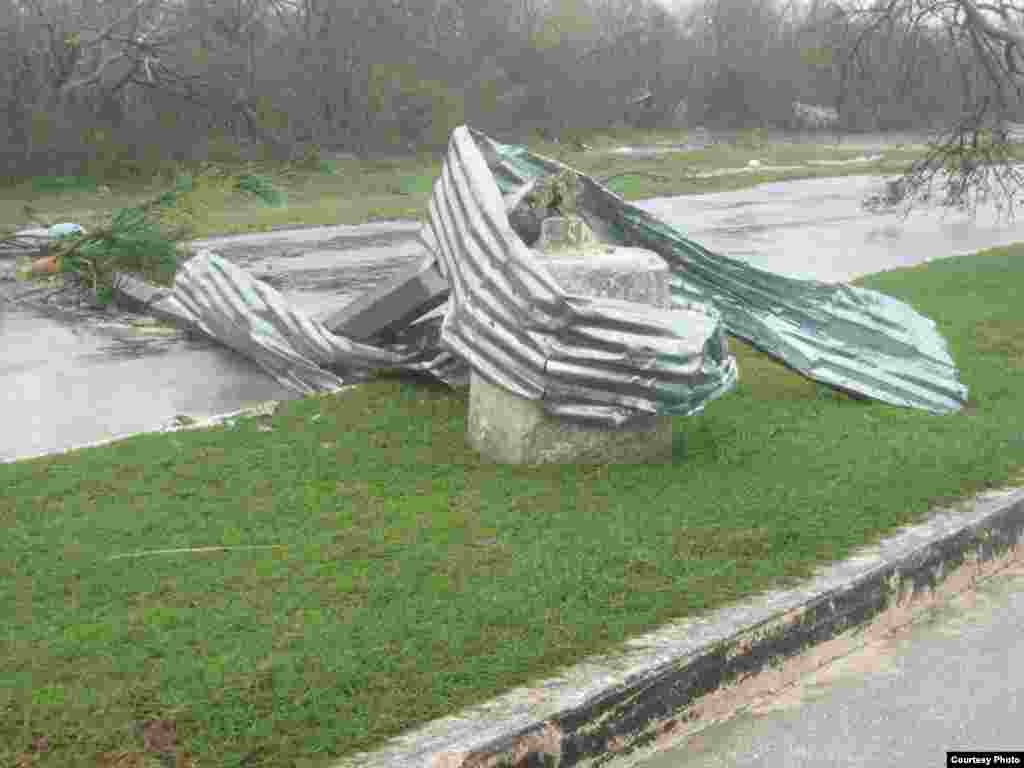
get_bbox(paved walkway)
[628,562,1024,768]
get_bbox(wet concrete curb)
[333,485,1024,768]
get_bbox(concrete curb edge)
[333,485,1024,768]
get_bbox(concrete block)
[466,219,675,464]
[543,246,673,307]
[323,254,449,341]
[536,215,600,253]
[468,371,673,464]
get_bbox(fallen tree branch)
[109,544,285,560]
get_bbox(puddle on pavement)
[5,172,1024,462]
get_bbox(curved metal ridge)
[422,126,739,426]
[167,250,462,393]
[148,125,967,423]
[467,127,968,414]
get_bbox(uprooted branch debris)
[0,168,284,304]
[863,104,1024,217]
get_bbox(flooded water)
[4,171,1024,462]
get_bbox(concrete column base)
[467,371,674,464]
[466,215,675,464]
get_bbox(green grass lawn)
[3,244,1024,767]
[0,130,926,241]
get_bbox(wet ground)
[4,171,1024,462]
[186,222,424,318]
[639,174,1024,282]
[620,560,1024,768]
[0,222,424,463]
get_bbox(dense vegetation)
[2,0,1015,184]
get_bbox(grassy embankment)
[3,239,1024,767]
[0,128,928,248]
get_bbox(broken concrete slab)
[323,253,449,341]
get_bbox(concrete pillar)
[466,216,676,464]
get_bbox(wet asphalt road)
[4,174,1024,462]
[639,174,1024,283]
[621,561,1024,768]
[0,222,424,463]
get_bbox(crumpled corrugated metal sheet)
[155,250,464,393]
[467,128,968,414]
[420,126,739,426]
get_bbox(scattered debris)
[100,126,966,420]
[139,719,177,755]
[6,127,968,448]
[247,400,279,418]
[29,254,59,275]
[792,101,840,131]
[109,545,284,560]
[464,127,967,414]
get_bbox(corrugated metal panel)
[130,125,965,420]
[150,251,463,394]
[467,128,968,414]
[421,126,738,426]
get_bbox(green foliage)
[366,63,465,149]
[234,173,286,206]
[29,175,99,194]
[532,0,596,50]
[153,166,285,236]
[204,134,252,164]
[731,127,769,150]
[79,128,181,180]
[291,145,337,175]
[799,46,834,68]
[57,205,181,302]
[34,166,285,300]
[419,79,466,148]
[252,94,291,134]
[522,168,580,216]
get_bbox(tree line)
[2,0,1021,180]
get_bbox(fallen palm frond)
[0,167,287,303]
